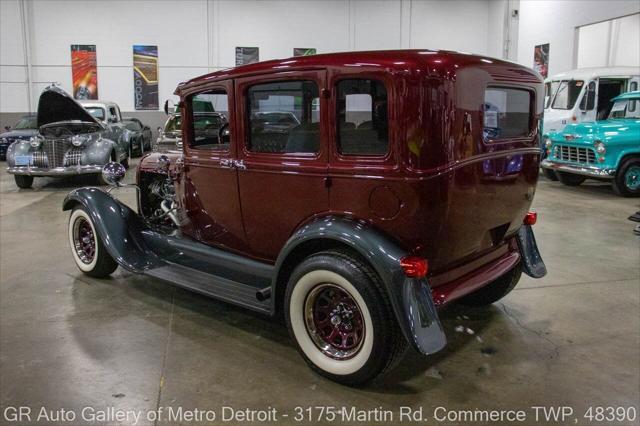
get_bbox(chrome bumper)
[541,160,615,179]
[7,165,103,176]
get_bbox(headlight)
[71,134,88,147]
[544,137,552,148]
[594,141,606,154]
[29,136,42,148]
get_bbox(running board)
[145,263,272,314]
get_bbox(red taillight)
[524,211,537,226]
[400,256,428,278]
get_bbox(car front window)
[124,121,141,131]
[165,116,182,133]
[544,81,560,109]
[14,117,37,129]
[608,99,640,119]
[551,80,584,110]
[85,107,105,121]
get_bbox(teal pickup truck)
[541,91,640,197]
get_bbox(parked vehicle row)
[541,91,640,197]
[2,87,154,188]
[62,50,547,385]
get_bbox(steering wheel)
[218,122,230,142]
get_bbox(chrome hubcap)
[304,284,365,360]
[73,217,95,264]
[625,165,640,191]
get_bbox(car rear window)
[483,87,532,140]
[336,79,389,156]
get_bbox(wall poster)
[70,44,98,100]
[133,45,159,110]
[293,48,317,57]
[235,47,259,66]
[533,43,550,78]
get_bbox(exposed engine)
[140,172,181,229]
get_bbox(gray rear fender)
[62,187,162,272]
[275,216,447,355]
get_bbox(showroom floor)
[1,159,638,425]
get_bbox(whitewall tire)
[68,207,118,278]
[284,250,407,385]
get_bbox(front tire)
[68,207,118,278]
[458,263,522,307]
[285,250,407,386]
[612,157,640,197]
[14,174,33,189]
[542,168,558,181]
[557,171,585,186]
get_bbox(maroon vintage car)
[63,50,546,385]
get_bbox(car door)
[235,71,329,261]
[179,80,251,254]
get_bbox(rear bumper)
[429,226,546,307]
[7,165,103,176]
[541,160,615,179]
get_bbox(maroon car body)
[66,49,546,385]
[141,49,542,301]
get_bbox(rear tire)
[612,157,640,197]
[542,168,558,181]
[557,171,585,186]
[285,250,407,386]
[458,263,522,307]
[68,207,118,278]
[14,174,33,189]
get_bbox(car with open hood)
[6,86,130,188]
[0,114,38,160]
[541,90,640,196]
[62,50,547,385]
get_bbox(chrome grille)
[64,148,83,166]
[553,145,596,164]
[31,151,48,168]
[42,140,68,168]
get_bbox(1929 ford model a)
[63,50,546,385]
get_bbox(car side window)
[108,106,119,122]
[336,79,389,156]
[247,80,320,154]
[190,91,230,150]
[629,82,638,113]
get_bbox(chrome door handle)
[234,159,246,170]
[220,159,233,168]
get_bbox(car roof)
[545,66,639,82]
[611,91,640,102]
[177,49,528,93]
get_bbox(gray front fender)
[275,216,447,355]
[84,138,117,165]
[63,187,162,272]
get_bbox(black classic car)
[6,86,130,188]
[123,117,152,156]
[0,114,38,160]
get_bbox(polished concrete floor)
[1,159,638,426]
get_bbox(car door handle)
[220,159,234,169]
[234,160,247,170]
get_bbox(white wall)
[1,0,504,114]
[577,13,640,68]
[517,0,640,77]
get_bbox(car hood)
[0,129,37,139]
[37,85,101,128]
[550,119,640,143]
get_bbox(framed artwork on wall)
[70,44,98,100]
[133,45,159,110]
[236,47,259,66]
[293,48,317,56]
[534,43,550,78]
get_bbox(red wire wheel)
[304,284,366,360]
